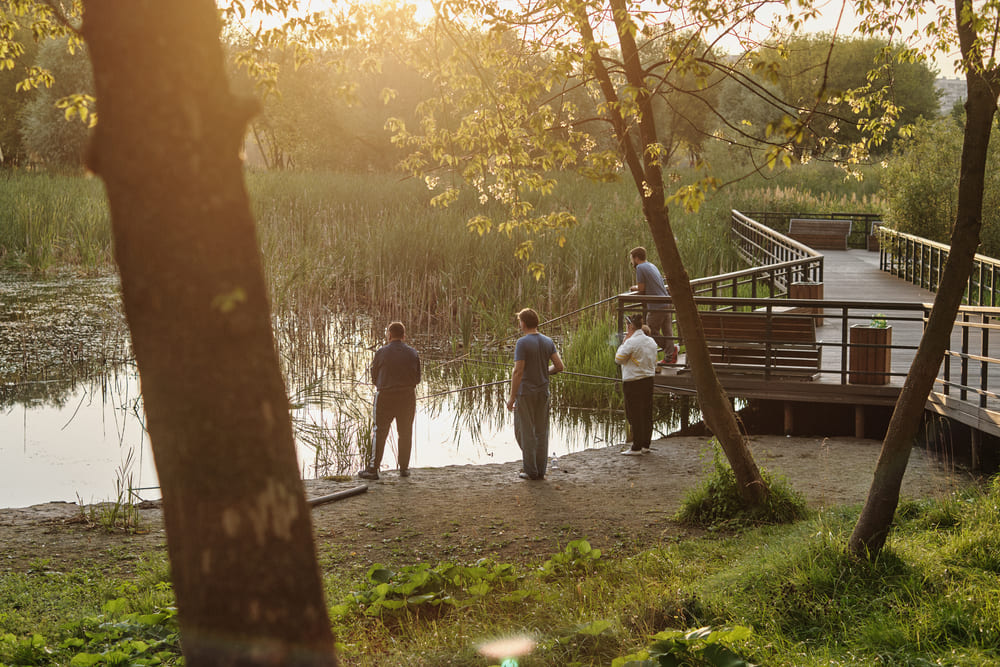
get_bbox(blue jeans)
[514,390,549,479]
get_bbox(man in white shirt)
[615,313,659,455]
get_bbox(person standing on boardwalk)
[615,313,658,455]
[507,308,564,480]
[359,321,421,481]
[629,246,677,366]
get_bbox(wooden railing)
[616,213,1000,427]
[744,210,882,250]
[617,294,924,384]
[878,227,1000,307]
[695,210,823,299]
[938,306,1000,408]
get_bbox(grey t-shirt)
[514,333,556,396]
[635,261,668,311]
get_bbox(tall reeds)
[0,173,112,273]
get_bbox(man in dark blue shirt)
[359,321,421,480]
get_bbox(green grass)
[7,477,1000,665]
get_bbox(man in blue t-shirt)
[630,246,677,366]
[359,321,421,481]
[507,308,564,480]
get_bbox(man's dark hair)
[517,308,539,329]
[628,313,644,328]
[387,321,406,339]
[630,247,647,261]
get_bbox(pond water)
[1,272,636,509]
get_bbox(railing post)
[841,306,850,384]
[961,312,970,401]
[967,261,976,306]
[938,306,950,396]
[990,264,997,307]
[981,314,989,409]
[617,296,625,344]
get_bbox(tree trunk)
[606,0,768,504]
[82,2,338,664]
[848,13,998,556]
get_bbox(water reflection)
[2,272,697,508]
[1,369,156,509]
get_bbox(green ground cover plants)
[6,474,1000,666]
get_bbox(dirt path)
[0,435,972,575]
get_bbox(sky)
[244,0,962,77]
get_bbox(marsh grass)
[0,173,112,272]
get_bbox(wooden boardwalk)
[654,249,1000,437]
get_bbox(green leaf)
[574,619,612,636]
[102,598,129,615]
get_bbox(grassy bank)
[4,475,997,666]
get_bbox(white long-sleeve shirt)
[615,328,658,381]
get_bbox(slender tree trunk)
[602,0,768,504]
[82,2,338,663]
[848,8,999,556]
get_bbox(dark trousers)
[646,310,674,352]
[623,376,654,451]
[369,387,416,471]
[514,390,549,479]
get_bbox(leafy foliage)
[613,625,757,666]
[0,597,180,666]
[540,539,603,578]
[676,442,809,529]
[330,559,520,619]
[882,116,1000,257]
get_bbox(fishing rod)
[431,292,622,363]
[417,379,511,401]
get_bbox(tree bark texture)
[82,1,338,664]
[848,6,999,556]
[604,0,768,504]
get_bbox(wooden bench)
[697,312,821,378]
[787,218,852,250]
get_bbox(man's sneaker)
[358,469,379,480]
[399,469,410,478]
[620,449,643,456]
[641,447,653,454]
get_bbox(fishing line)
[354,293,628,401]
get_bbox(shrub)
[882,116,1000,257]
[675,441,810,529]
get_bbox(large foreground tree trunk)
[82,2,338,663]
[848,4,999,556]
[580,0,768,504]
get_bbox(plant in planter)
[869,313,888,328]
[850,314,892,384]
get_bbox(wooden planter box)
[849,325,892,385]
[790,281,824,325]
[867,222,884,252]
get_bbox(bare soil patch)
[0,435,972,575]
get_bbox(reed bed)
[247,170,645,346]
[0,173,112,273]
